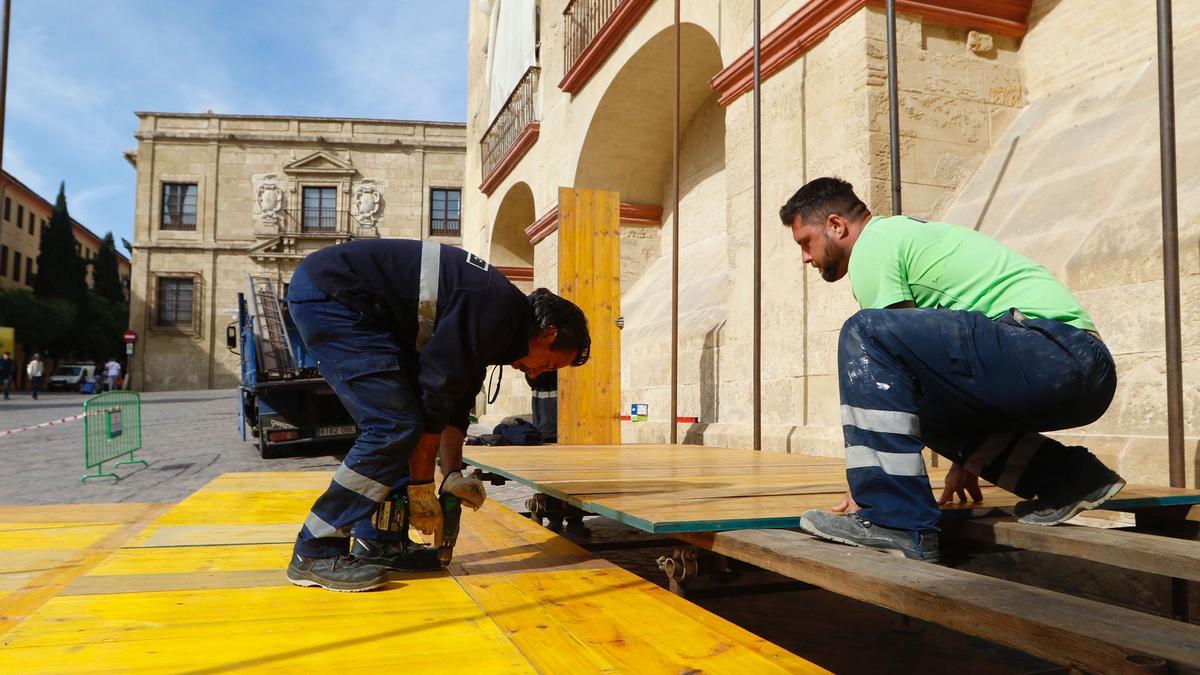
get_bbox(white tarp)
[485,0,538,122]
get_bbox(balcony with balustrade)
[560,0,654,94]
[480,66,542,196]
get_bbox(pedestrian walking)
[0,351,13,400]
[103,357,122,392]
[26,354,44,400]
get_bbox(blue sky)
[4,0,468,246]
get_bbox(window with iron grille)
[302,186,338,232]
[156,277,194,328]
[12,251,21,284]
[161,183,198,231]
[430,188,461,236]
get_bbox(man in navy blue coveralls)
[285,239,590,591]
[781,178,1124,562]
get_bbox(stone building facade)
[126,113,466,391]
[463,0,1200,486]
[0,170,131,294]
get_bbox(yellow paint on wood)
[557,186,621,446]
[89,543,292,576]
[0,582,534,673]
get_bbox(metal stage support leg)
[657,546,739,598]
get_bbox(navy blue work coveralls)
[526,370,557,443]
[287,239,533,558]
[840,308,1116,532]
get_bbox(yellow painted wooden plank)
[557,186,579,450]
[0,581,534,674]
[188,471,334,494]
[461,568,828,674]
[0,522,125,550]
[128,523,299,548]
[153,489,321,526]
[592,187,621,445]
[0,503,169,638]
[0,503,159,523]
[89,543,292,576]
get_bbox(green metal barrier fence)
[82,391,147,482]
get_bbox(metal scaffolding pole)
[670,0,680,444]
[1155,0,1185,489]
[752,0,762,451]
[886,0,902,214]
[0,0,11,258]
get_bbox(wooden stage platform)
[0,471,825,673]
[465,444,1200,672]
[463,444,1200,533]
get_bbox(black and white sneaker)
[799,510,939,562]
[351,538,442,571]
[286,554,389,592]
[1014,462,1125,526]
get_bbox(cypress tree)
[93,232,124,304]
[33,182,88,305]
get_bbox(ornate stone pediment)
[282,150,357,177]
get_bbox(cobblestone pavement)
[0,388,1046,673]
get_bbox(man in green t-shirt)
[779,177,1123,562]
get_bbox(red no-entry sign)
[123,330,138,344]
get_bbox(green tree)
[93,232,125,305]
[0,290,76,354]
[77,290,127,362]
[33,182,88,306]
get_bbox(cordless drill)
[369,488,463,567]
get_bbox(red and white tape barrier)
[1,413,85,436]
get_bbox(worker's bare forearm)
[409,433,441,483]
[439,426,467,474]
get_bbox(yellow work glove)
[406,482,444,547]
[441,470,487,511]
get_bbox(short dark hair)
[529,288,591,366]
[779,176,869,227]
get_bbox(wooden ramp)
[0,472,825,674]
[463,444,1200,532]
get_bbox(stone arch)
[569,22,730,442]
[573,22,724,203]
[489,181,535,268]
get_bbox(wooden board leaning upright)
[557,187,621,445]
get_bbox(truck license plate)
[318,425,356,437]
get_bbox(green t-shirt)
[848,216,1096,331]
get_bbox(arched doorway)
[572,23,727,443]
[489,181,536,274]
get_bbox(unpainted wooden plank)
[680,529,1200,673]
[952,517,1200,582]
[464,444,1200,533]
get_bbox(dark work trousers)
[30,376,41,399]
[839,308,1117,532]
[288,267,420,558]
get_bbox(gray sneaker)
[1014,472,1126,526]
[799,510,939,562]
[286,554,390,592]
